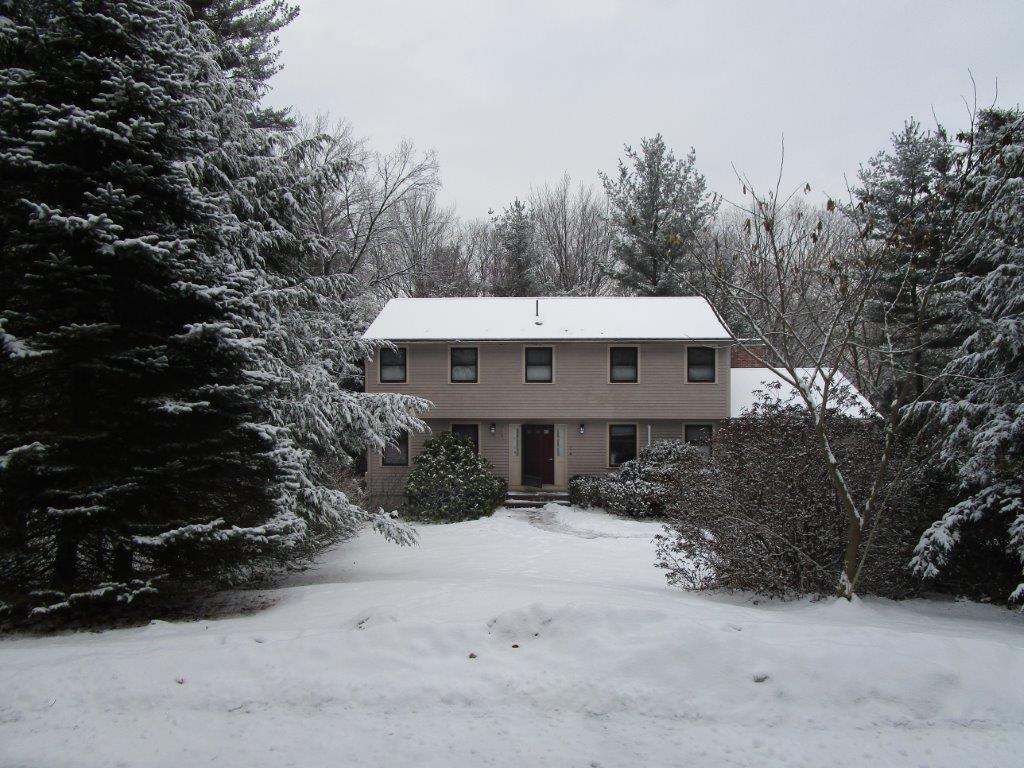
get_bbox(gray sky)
[268,0,1023,219]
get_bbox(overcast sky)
[267,0,1023,219]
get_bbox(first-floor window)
[608,424,637,466]
[451,423,480,453]
[383,430,409,466]
[684,424,713,456]
[450,347,478,382]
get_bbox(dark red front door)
[521,424,555,487]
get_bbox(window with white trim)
[451,423,480,453]
[450,347,478,383]
[684,424,713,456]
[383,430,409,466]
[687,347,716,382]
[610,347,638,383]
[379,347,407,383]
[608,424,637,466]
[525,347,553,383]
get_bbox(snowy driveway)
[2,506,1023,768]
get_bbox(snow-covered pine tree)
[0,0,284,612]
[186,0,298,107]
[854,119,959,399]
[911,109,1024,602]
[600,134,718,296]
[489,198,545,296]
[182,1,429,549]
[0,0,425,619]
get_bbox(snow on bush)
[570,440,706,518]
[403,433,507,522]
[655,400,946,599]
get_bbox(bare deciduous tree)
[283,114,440,287]
[531,173,612,295]
[691,158,966,599]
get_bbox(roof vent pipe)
[534,298,543,325]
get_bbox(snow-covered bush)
[403,434,507,523]
[568,475,603,508]
[655,402,944,599]
[574,440,707,518]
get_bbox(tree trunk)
[839,512,862,599]
[111,543,133,583]
[52,519,80,593]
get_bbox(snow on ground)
[2,505,1023,768]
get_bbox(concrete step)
[505,491,571,509]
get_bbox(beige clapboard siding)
[366,341,730,421]
[368,419,512,503]
[367,418,703,505]
[567,421,610,477]
[365,421,438,501]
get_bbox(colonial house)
[362,296,867,508]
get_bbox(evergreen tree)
[600,134,718,296]
[187,0,298,131]
[0,0,424,618]
[854,119,958,398]
[183,1,429,543]
[490,198,544,296]
[910,109,1024,602]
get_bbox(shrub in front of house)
[572,440,708,518]
[654,399,945,600]
[568,474,603,507]
[403,432,507,523]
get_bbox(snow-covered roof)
[730,367,875,418]
[362,297,732,341]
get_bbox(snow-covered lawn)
[2,506,1023,768]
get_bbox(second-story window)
[687,346,716,382]
[379,347,407,383]
[609,346,638,383]
[525,346,553,382]
[450,346,478,383]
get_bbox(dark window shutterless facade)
[379,347,407,383]
[451,423,480,453]
[382,430,409,466]
[609,346,638,383]
[608,424,638,466]
[684,424,713,456]
[524,346,554,383]
[687,346,716,382]
[450,347,478,383]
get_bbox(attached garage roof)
[730,367,875,418]
[362,296,733,341]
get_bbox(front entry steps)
[504,490,570,509]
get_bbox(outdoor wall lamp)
[489,423,496,434]
[579,423,585,435]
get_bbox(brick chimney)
[731,343,769,368]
